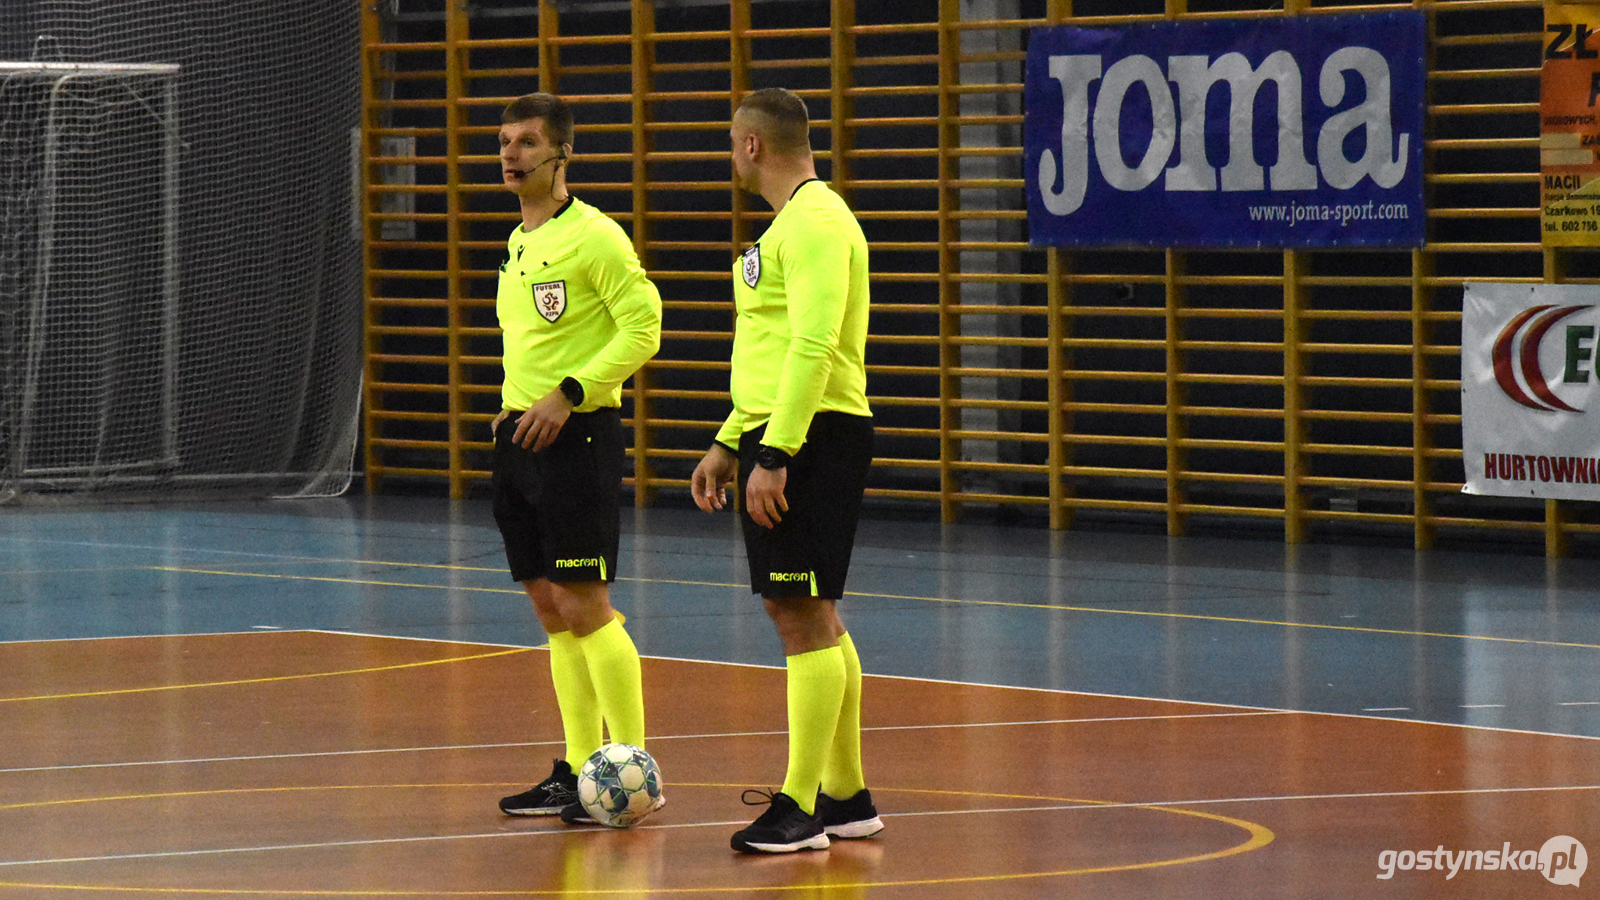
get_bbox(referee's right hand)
[691,443,737,512]
[512,388,573,452]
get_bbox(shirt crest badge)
[532,280,567,323]
[740,243,761,289]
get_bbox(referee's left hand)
[513,388,573,452]
[745,465,788,529]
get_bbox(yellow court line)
[1,784,513,813]
[152,565,738,593]
[851,589,1600,651]
[0,783,1273,895]
[151,567,527,595]
[151,564,1600,652]
[0,647,530,703]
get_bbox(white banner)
[1462,282,1600,499]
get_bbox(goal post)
[1,0,364,507]
[2,61,181,496]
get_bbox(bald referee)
[490,93,662,825]
[691,87,879,854]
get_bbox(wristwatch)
[558,376,585,407]
[754,445,791,470]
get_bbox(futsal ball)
[577,742,663,828]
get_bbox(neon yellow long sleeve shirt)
[716,180,871,453]
[496,198,662,412]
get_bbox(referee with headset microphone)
[490,93,662,827]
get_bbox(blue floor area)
[3,496,1598,738]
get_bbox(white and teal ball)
[577,743,663,828]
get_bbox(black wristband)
[754,445,792,470]
[558,376,585,407]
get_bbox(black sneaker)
[558,800,598,826]
[816,789,884,839]
[499,759,578,816]
[730,790,830,854]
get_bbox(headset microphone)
[511,148,569,200]
[544,146,570,201]
[526,147,567,173]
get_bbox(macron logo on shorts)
[554,557,607,580]
[768,571,817,595]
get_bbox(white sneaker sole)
[739,833,831,853]
[824,816,883,839]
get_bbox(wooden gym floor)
[2,497,1597,898]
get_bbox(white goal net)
[0,1,362,503]
[1,62,180,495]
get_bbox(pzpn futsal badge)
[740,244,761,288]
[533,280,567,323]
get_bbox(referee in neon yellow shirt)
[692,88,880,854]
[490,93,662,825]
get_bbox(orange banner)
[1543,3,1600,244]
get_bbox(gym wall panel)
[362,0,1600,556]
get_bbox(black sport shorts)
[491,407,624,584]
[738,412,873,599]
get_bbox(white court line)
[0,630,279,646]
[0,741,567,774]
[302,628,537,651]
[855,667,1600,743]
[2,784,1595,869]
[0,712,1283,774]
[879,783,1600,822]
[0,536,364,561]
[0,818,745,868]
[6,624,1593,743]
[0,629,540,652]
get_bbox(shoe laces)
[741,788,778,808]
[536,761,568,789]
[741,789,807,828]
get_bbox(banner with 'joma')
[1024,11,1426,249]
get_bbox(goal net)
[0,2,361,503]
[1,62,180,496]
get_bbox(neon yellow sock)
[547,631,602,768]
[575,616,645,748]
[779,645,846,815]
[820,632,866,799]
